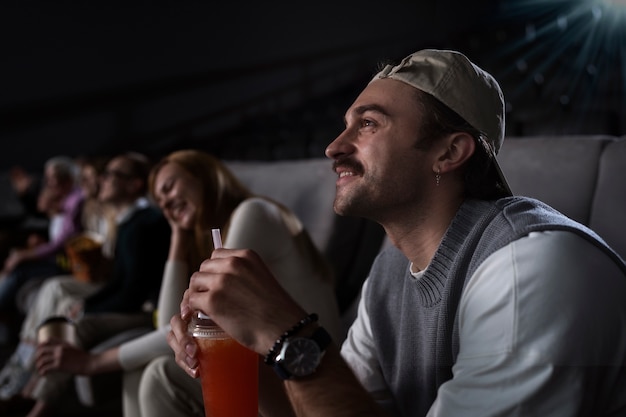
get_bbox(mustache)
[332,158,364,175]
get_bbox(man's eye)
[361,119,375,127]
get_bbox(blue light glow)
[485,0,626,134]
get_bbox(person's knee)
[35,278,60,302]
[140,357,164,389]
[46,278,65,297]
[139,356,172,405]
[139,356,204,417]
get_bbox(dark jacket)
[84,205,170,314]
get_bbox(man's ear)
[433,132,476,174]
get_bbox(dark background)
[1,0,625,171]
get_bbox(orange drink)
[191,313,258,417]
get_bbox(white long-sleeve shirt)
[119,197,341,370]
[342,230,626,416]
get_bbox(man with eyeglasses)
[78,152,171,316]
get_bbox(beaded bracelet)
[263,313,319,365]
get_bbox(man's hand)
[186,248,307,355]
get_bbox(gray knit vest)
[365,197,626,417]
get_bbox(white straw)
[211,228,223,249]
[196,229,223,322]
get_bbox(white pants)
[135,355,204,417]
[20,275,102,342]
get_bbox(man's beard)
[333,162,409,222]
[332,157,367,217]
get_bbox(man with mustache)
[166,49,626,416]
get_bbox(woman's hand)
[167,299,199,378]
[167,225,194,262]
[35,340,93,376]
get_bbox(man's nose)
[325,129,354,160]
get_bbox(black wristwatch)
[272,326,331,380]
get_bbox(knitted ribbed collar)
[413,199,494,307]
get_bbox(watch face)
[281,337,321,377]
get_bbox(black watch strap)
[272,326,331,380]
[264,313,318,365]
[309,326,331,351]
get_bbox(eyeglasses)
[101,169,134,180]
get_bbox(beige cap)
[373,49,511,195]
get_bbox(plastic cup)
[190,312,258,417]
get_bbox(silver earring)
[435,169,441,186]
